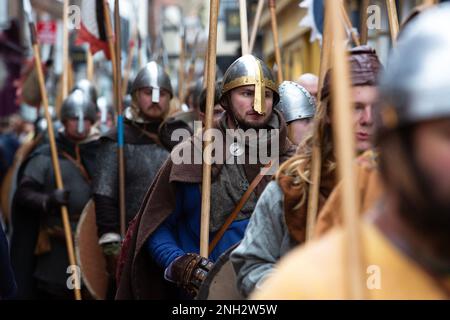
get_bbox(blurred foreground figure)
[252,4,450,299]
[231,46,381,298]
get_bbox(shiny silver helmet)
[130,61,173,103]
[61,89,97,134]
[72,79,98,105]
[276,81,315,123]
[220,54,279,115]
[378,3,450,134]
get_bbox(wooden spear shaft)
[423,0,437,6]
[178,28,186,103]
[386,0,399,46]
[239,0,249,55]
[305,0,332,241]
[339,1,360,46]
[200,0,220,258]
[328,0,365,299]
[62,0,69,100]
[86,49,94,82]
[103,0,117,109]
[113,0,126,238]
[202,49,209,89]
[186,32,199,89]
[28,21,81,301]
[249,0,264,54]
[186,57,196,95]
[360,0,370,45]
[268,0,283,83]
[122,30,137,97]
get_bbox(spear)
[103,0,126,238]
[339,2,360,46]
[62,0,69,100]
[305,0,332,241]
[202,3,219,90]
[86,49,94,82]
[423,0,437,6]
[122,29,138,97]
[360,0,370,45]
[268,0,283,83]
[386,0,399,46]
[249,0,264,54]
[113,0,126,238]
[328,0,365,299]
[178,21,186,103]
[239,0,249,55]
[200,0,220,258]
[23,0,81,300]
[186,31,200,91]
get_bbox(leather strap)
[60,149,91,183]
[130,121,163,146]
[208,161,273,255]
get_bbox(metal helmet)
[378,3,450,136]
[72,79,98,106]
[220,54,279,115]
[130,61,173,103]
[276,81,315,123]
[61,89,97,134]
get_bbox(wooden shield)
[1,135,43,225]
[196,244,243,300]
[75,199,108,300]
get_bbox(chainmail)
[92,140,169,222]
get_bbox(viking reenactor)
[197,80,224,124]
[275,81,316,145]
[185,77,203,115]
[296,73,319,98]
[313,1,434,239]
[115,54,296,299]
[230,46,382,298]
[72,79,98,105]
[92,61,174,280]
[10,89,99,299]
[0,223,16,299]
[252,4,450,299]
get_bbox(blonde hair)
[275,98,336,210]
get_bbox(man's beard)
[140,103,166,121]
[233,110,272,130]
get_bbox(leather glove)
[164,253,214,297]
[45,189,70,211]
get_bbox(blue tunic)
[147,183,249,269]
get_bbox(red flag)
[75,0,111,59]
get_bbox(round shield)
[196,244,243,300]
[75,199,108,300]
[1,135,43,225]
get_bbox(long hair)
[275,97,336,210]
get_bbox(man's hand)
[164,253,214,297]
[45,189,70,211]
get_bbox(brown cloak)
[115,110,296,299]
